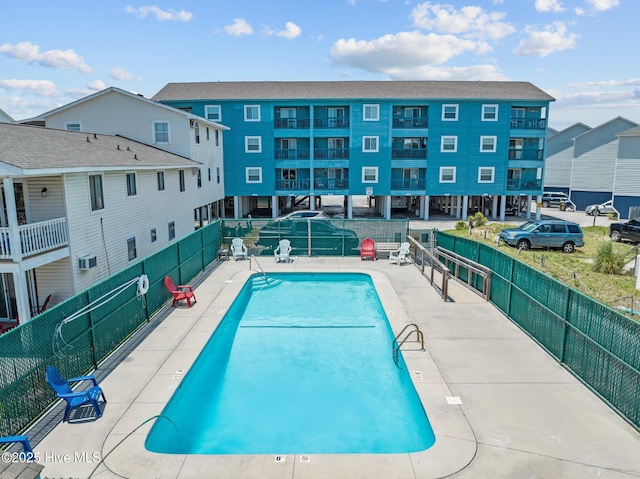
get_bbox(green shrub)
[592,241,626,274]
[468,212,487,228]
[455,220,466,230]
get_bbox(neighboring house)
[22,87,229,223]
[153,81,554,221]
[0,123,208,326]
[0,108,14,123]
[544,117,640,218]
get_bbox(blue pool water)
[145,272,435,454]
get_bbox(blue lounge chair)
[0,435,33,454]
[45,366,106,422]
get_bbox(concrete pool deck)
[33,255,640,479]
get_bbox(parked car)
[541,192,570,208]
[277,210,329,220]
[256,218,359,255]
[609,219,640,243]
[499,220,584,253]
[585,200,618,216]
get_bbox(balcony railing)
[509,149,543,160]
[391,148,427,159]
[314,118,349,128]
[510,118,546,129]
[275,179,311,190]
[391,179,427,190]
[314,179,349,190]
[275,149,311,160]
[0,217,69,259]
[507,179,543,190]
[392,117,428,128]
[274,118,311,129]
[314,148,349,159]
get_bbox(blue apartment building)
[153,81,554,220]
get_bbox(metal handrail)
[392,323,425,368]
[407,235,450,301]
[435,246,492,301]
[249,254,269,280]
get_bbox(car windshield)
[518,222,539,232]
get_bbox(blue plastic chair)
[45,366,107,422]
[0,435,33,454]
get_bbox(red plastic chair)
[164,276,196,308]
[360,238,376,261]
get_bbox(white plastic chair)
[389,242,410,266]
[231,238,248,261]
[274,239,292,263]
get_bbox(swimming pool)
[145,272,435,454]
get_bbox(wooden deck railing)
[0,217,69,259]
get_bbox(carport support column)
[385,195,391,220]
[535,195,542,220]
[422,196,429,220]
[455,196,462,218]
[492,195,498,220]
[271,196,278,218]
[526,195,533,219]
[310,194,316,211]
[499,195,506,221]
[347,196,353,219]
[462,195,468,220]
[233,196,241,219]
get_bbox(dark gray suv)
[499,220,584,253]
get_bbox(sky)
[0,0,637,130]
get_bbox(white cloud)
[221,18,253,36]
[535,0,565,13]
[65,80,108,99]
[585,0,619,11]
[109,67,142,81]
[0,79,59,97]
[513,22,579,57]
[276,22,302,40]
[387,64,509,81]
[331,31,477,74]
[125,5,192,21]
[410,2,515,40]
[0,42,92,73]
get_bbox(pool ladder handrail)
[249,254,269,281]
[392,323,425,368]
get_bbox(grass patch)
[445,223,639,320]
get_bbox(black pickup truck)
[609,219,640,243]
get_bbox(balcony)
[314,148,349,159]
[275,179,311,191]
[314,118,349,129]
[507,179,542,191]
[0,217,69,260]
[509,149,543,160]
[275,149,311,160]
[392,117,428,129]
[392,148,427,159]
[510,118,546,130]
[274,118,311,129]
[391,179,427,190]
[314,178,349,190]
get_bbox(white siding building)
[0,123,209,329]
[0,108,13,123]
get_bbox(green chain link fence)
[437,232,640,431]
[0,221,222,438]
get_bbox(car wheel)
[562,242,575,253]
[542,201,549,208]
[516,239,530,251]
[610,230,621,242]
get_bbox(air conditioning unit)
[78,254,97,271]
[189,119,197,128]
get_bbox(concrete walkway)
[33,256,640,479]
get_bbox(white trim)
[480,136,497,152]
[152,120,171,144]
[205,104,221,122]
[478,167,495,183]
[362,136,379,152]
[363,104,380,121]
[245,136,262,153]
[441,136,458,152]
[244,105,261,122]
[442,104,458,121]
[439,166,456,183]
[362,167,379,183]
[246,167,263,183]
[482,104,498,121]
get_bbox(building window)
[363,104,379,121]
[157,171,165,191]
[126,172,137,196]
[245,136,262,153]
[153,121,170,144]
[89,174,104,211]
[244,105,260,121]
[439,167,456,183]
[65,121,81,131]
[206,127,210,141]
[197,169,202,188]
[216,167,221,184]
[362,167,378,183]
[478,167,495,183]
[363,136,379,152]
[482,104,498,121]
[179,170,185,192]
[205,105,221,121]
[215,129,220,146]
[442,104,458,121]
[441,136,458,152]
[127,237,137,261]
[194,121,200,144]
[246,167,262,183]
[208,168,211,182]
[168,221,175,241]
[480,136,497,152]
[150,228,157,243]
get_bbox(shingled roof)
[153,80,555,102]
[0,123,199,175]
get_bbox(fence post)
[86,291,98,369]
